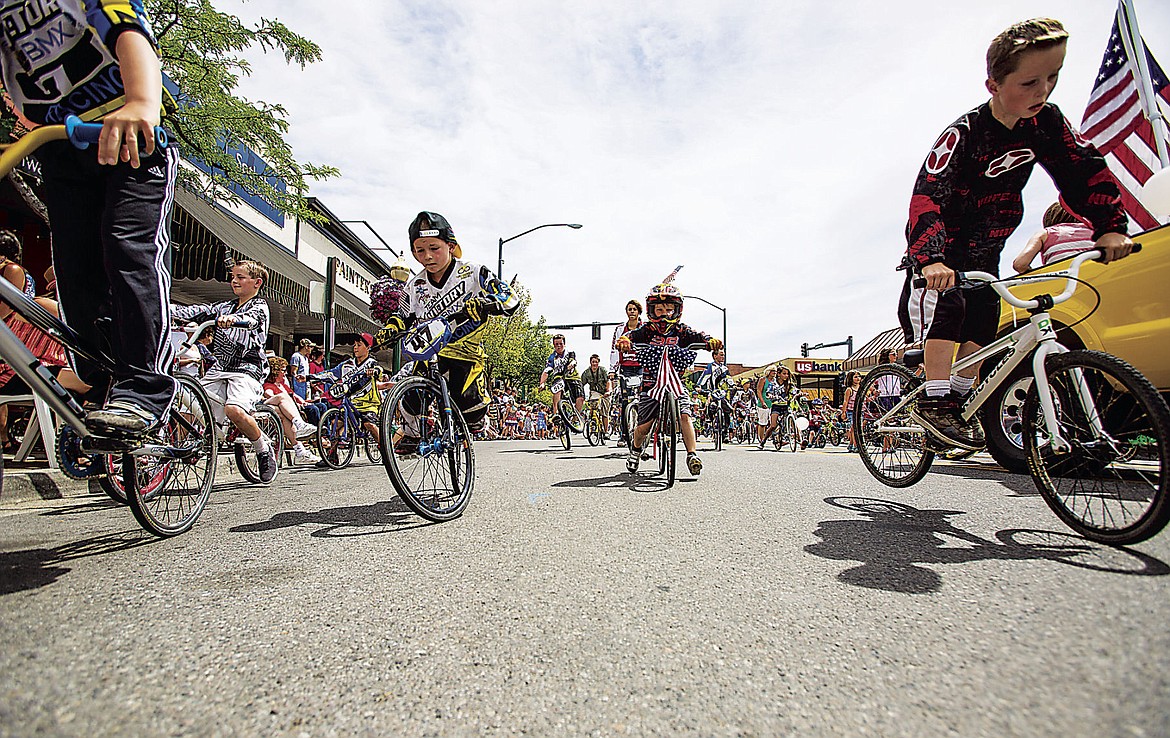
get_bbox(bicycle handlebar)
[911,244,1141,311]
[0,115,169,178]
[65,116,168,150]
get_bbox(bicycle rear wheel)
[235,406,285,483]
[125,375,217,537]
[380,376,474,522]
[316,407,357,469]
[854,364,934,488]
[1022,350,1170,545]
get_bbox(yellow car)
[985,221,1169,472]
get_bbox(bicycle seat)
[901,349,924,368]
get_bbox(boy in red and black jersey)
[899,17,1134,447]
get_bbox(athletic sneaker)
[687,452,703,476]
[256,446,278,483]
[293,445,321,465]
[293,419,317,439]
[915,394,983,449]
[626,448,640,473]
[86,401,159,437]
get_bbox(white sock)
[924,380,950,398]
[252,434,271,453]
[951,375,975,395]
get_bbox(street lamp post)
[683,294,727,354]
[497,223,582,279]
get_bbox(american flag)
[1081,5,1170,231]
[648,347,687,404]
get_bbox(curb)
[0,467,99,507]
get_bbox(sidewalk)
[0,459,97,507]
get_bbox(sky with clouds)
[217,0,1170,366]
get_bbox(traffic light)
[591,323,602,340]
[801,342,809,357]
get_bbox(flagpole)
[1119,0,1170,166]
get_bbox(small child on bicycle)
[0,1,179,438]
[373,212,518,450]
[171,260,281,483]
[899,17,1133,448]
[616,281,722,476]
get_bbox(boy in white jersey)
[374,212,518,442]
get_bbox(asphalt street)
[1,438,1167,736]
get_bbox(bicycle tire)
[854,363,934,488]
[235,406,285,483]
[667,392,680,487]
[365,434,382,464]
[827,422,842,447]
[585,414,601,446]
[380,376,474,522]
[625,403,639,452]
[315,407,357,470]
[558,417,571,450]
[713,406,723,452]
[125,375,217,537]
[1022,350,1170,545]
[785,415,799,452]
[559,400,583,435]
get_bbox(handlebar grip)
[1095,242,1141,260]
[912,271,968,290]
[65,115,169,150]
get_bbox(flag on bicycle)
[1080,1,1170,230]
[648,348,686,404]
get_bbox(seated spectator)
[0,230,89,453]
[262,356,320,465]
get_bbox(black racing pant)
[36,139,179,417]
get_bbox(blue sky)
[218,0,1170,366]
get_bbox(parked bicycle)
[854,248,1170,545]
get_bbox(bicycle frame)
[878,250,1118,453]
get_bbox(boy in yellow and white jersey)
[375,212,518,433]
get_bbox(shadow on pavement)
[229,497,432,538]
[0,531,153,595]
[805,496,1169,594]
[551,472,694,494]
[926,461,1039,496]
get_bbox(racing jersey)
[172,297,270,381]
[545,350,579,380]
[767,380,795,408]
[624,322,710,392]
[399,259,513,364]
[609,321,642,372]
[696,361,729,393]
[0,0,170,125]
[905,103,1127,274]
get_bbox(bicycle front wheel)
[625,403,639,452]
[785,415,799,452]
[380,376,474,522]
[125,375,217,537]
[713,407,724,452]
[316,407,357,470]
[1022,350,1170,545]
[664,392,679,487]
[854,363,934,488]
[559,400,583,434]
[585,414,601,446]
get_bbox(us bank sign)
[794,359,841,374]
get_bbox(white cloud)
[216,0,1170,365]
